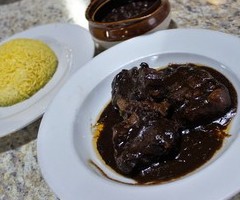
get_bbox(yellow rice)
[0,38,58,106]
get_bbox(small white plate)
[37,29,240,200]
[0,23,95,137]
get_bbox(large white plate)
[0,23,95,137]
[37,29,240,200]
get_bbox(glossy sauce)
[94,65,237,184]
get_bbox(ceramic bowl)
[85,0,171,49]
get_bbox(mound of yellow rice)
[0,38,58,106]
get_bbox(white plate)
[0,23,95,137]
[37,29,240,200]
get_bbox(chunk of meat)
[112,117,180,174]
[111,63,232,175]
[116,98,170,119]
[111,62,167,108]
[165,64,231,125]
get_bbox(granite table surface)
[0,0,240,199]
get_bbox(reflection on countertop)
[0,0,239,199]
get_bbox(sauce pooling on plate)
[94,63,237,184]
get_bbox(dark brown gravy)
[93,64,237,184]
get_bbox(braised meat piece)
[112,62,167,106]
[165,64,231,125]
[111,63,232,175]
[112,62,171,119]
[112,63,231,124]
[112,116,180,174]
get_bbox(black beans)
[101,0,156,22]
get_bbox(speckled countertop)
[0,0,239,199]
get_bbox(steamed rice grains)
[0,38,58,106]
